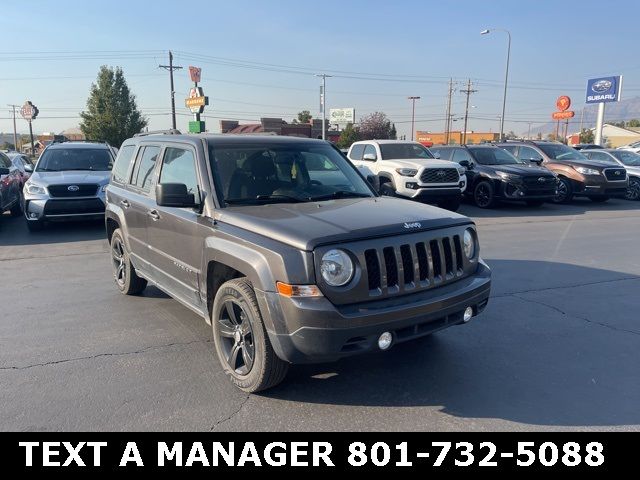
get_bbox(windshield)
[611,150,640,166]
[36,148,113,172]
[379,143,434,160]
[208,143,375,205]
[468,147,522,165]
[537,143,588,161]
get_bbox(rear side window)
[131,146,161,192]
[431,148,452,160]
[452,149,473,162]
[111,145,136,184]
[158,147,200,203]
[501,145,517,155]
[349,144,365,160]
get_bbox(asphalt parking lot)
[1,198,639,432]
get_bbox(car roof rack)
[134,129,182,137]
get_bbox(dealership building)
[416,130,500,146]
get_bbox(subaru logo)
[404,222,422,229]
[538,177,546,183]
[67,185,80,192]
[436,170,446,177]
[615,171,621,176]
[592,79,612,93]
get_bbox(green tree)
[80,66,147,147]
[579,128,594,144]
[505,130,517,140]
[1,142,15,150]
[612,121,626,128]
[389,123,397,140]
[293,110,312,124]
[626,119,640,128]
[358,112,393,140]
[336,123,359,149]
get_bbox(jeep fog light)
[378,332,393,350]
[464,307,474,322]
[320,249,354,286]
[463,228,476,259]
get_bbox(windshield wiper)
[309,191,372,201]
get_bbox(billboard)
[586,76,622,104]
[329,108,355,124]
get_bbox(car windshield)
[379,143,434,160]
[208,142,375,205]
[537,143,588,161]
[468,147,522,165]
[36,148,113,172]
[611,150,640,166]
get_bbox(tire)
[625,177,640,201]
[212,278,289,393]
[379,182,396,197]
[110,228,147,295]
[589,196,609,203]
[9,192,23,217]
[437,197,461,212]
[26,219,44,232]
[526,200,544,207]
[473,181,497,208]
[552,177,573,204]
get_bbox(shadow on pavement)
[263,259,640,428]
[0,213,105,246]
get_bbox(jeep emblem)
[67,185,80,192]
[404,222,422,229]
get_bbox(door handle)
[120,199,130,209]
[147,209,160,221]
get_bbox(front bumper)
[260,261,491,364]
[24,194,106,222]
[403,184,465,201]
[499,181,558,200]
[572,175,628,197]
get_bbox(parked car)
[497,141,628,203]
[617,140,640,154]
[0,151,23,218]
[7,152,34,186]
[105,133,491,392]
[22,141,115,231]
[581,149,640,201]
[573,144,604,151]
[347,140,466,211]
[430,144,558,208]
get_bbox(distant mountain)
[527,96,640,136]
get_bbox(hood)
[216,197,472,251]
[389,158,459,169]
[30,170,111,186]
[552,159,616,170]
[490,164,554,176]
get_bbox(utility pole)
[315,74,332,140]
[460,79,477,145]
[7,104,19,150]
[444,79,454,144]
[408,96,420,141]
[159,51,183,130]
[527,122,532,140]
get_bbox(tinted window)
[159,147,200,202]
[518,146,543,161]
[349,144,365,161]
[131,146,160,192]
[584,151,617,163]
[111,145,136,184]
[468,147,521,165]
[501,145,517,154]
[363,144,377,160]
[0,153,10,168]
[379,143,434,160]
[452,148,472,162]
[537,143,588,161]
[430,148,453,160]
[36,148,113,172]
[611,150,640,166]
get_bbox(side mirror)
[156,183,198,208]
[459,160,472,169]
[529,158,543,165]
[363,153,377,161]
[0,167,9,176]
[24,164,34,173]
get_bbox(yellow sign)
[186,96,207,108]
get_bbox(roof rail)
[134,129,182,137]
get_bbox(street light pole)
[408,96,420,141]
[316,74,332,140]
[481,28,511,142]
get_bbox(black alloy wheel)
[552,177,573,204]
[625,177,640,201]
[473,181,495,208]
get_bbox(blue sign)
[586,76,622,104]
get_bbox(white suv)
[347,140,467,211]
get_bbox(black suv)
[105,133,491,392]
[430,145,558,208]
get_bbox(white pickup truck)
[347,140,467,211]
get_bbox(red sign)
[556,96,571,112]
[552,111,575,120]
[189,66,201,83]
[20,100,39,121]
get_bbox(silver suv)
[23,141,115,231]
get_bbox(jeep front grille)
[420,168,459,184]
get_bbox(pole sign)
[20,101,39,121]
[184,66,208,133]
[188,66,201,83]
[329,108,355,125]
[552,96,574,120]
[586,76,622,104]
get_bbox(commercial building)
[567,123,640,147]
[416,130,500,146]
[220,118,340,142]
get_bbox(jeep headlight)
[25,182,46,195]
[320,249,354,286]
[395,168,418,177]
[575,166,600,176]
[463,228,476,259]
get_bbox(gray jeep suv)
[105,133,491,392]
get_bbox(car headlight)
[575,166,600,176]
[25,182,46,195]
[395,168,418,177]
[320,249,354,286]
[101,184,108,192]
[463,228,476,260]
[496,171,521,181]
[457,166,466,175]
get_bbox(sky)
[1,0,639,139]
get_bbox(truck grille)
[48,184,99,197]
[603,168,627,181]
[420,168,459,184]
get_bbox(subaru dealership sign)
[586,76,623,104]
